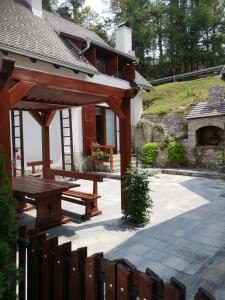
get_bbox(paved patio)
[18,174,225,299]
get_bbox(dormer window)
[96,57,106,74]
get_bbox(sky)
[85,0,108,14]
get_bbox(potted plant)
[92,151,110,163]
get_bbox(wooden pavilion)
[0,58,134,209]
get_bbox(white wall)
[22,112,62,168]
[131,93,143,127]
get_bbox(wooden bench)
[27,160,53,177]
[46,168,104,220]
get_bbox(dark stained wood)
[9,81,35,108]
[85,47,97,66]
[13,176,76,232]
[44,110,57,127]
[106,56,119,76]
[46,168,103,183]
[13,100,68,111]
[42,124,50,178]
[17,229,216,300]
[82,106,97,155]
[25,85,107,106]
[0,58,15,179]
[29,111,44,126]
[119,98,131,210]
[122,63,136,81]
[107,97,126,119]
[12,66,132,98]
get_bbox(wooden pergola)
[0,58,134,209]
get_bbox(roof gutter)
[0,43,98,76]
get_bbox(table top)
[13,176,80,197]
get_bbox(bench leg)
[82,199,102,220]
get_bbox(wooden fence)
[17,227,215,300]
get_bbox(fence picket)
[139,273,153,300]
[100,259,117,300]
[18,226,27,300]
[164,277,186,300]
[194,287,216,300]
[69,247,87,300]
[85,254,103,300]
[41,239,50,300]
[116,263,130,300]
[16,227,217,300]
[145,267,165,298]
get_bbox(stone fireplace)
[196,126,224,146]
[186,85,225,169]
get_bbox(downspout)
[79,38,91,55]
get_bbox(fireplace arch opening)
[196,126,224,146]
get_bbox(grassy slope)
[143,76,225,115]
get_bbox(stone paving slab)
[18,174,225,299]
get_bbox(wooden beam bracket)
[10,81,35,108]
[107,97,126,119]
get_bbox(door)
[82,106,96,155]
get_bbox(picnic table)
[13,176,79,233]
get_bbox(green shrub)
[174,131,188,141]
[161,134,174,149]
[167,142,186,165]
[123,165,153,226]
[141,143,159,164]
[0,148,17,299]
[153,123,165,133]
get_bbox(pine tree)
[0,148,17,299]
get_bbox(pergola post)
[42,124,50,178]
[0,58,15,180]
[42,110,56,177]
[119,98,131,210]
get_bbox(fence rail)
[17,227,215,300]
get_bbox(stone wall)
[135,111,225,170]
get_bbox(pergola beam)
[12,66,133,98]
[0,58,15,179]
[119,97,132,210]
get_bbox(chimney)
[24,0,43,17]
[208,86,225,108]
[115,22,134,55]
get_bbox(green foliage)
[143,76,225,115]
[153,123,165,134]
[167,142,186,165]
[161,134,174,149]
[174,131,188,141]
[0,148,17,299]
[92,151,110,161]
[108,0,225,79]
[141,143,159,164]
[122,165,153,226]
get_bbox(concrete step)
[161,168,225,180]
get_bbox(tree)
[0,148,17,299]
[107,0,225,79]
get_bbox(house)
[0,0,153,172]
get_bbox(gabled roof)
[134,71,153,91]
[186,102,225,119]
[0,0,152,91]
[0,0,97,74]
[44,10,138,63]
[43,10,109,47]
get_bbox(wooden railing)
[17,227,215,300]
